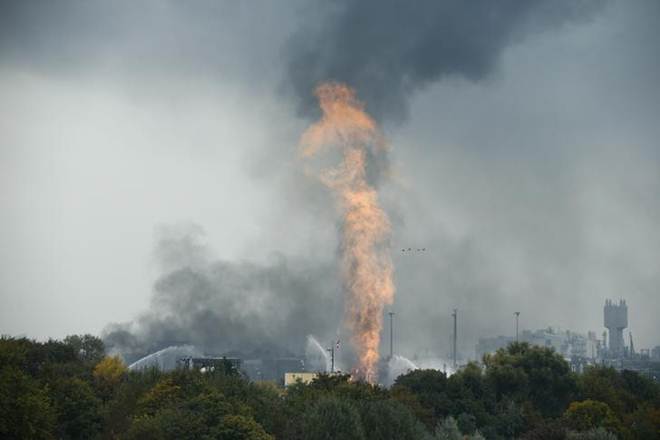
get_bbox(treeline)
[1,336,659,439]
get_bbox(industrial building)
[476,327,600,368]
[284,372,319,386]
[178,356,242,373]
[475,299,660,381]
[242,357,305,384]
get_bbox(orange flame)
[300,82,394,383]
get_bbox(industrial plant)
[477,299,660,381]
[124,298,660,387]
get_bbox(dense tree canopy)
[0,337,658,439]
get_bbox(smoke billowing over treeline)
[104,225,344,363]
[103,0,606,363]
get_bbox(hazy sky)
[1,1,659,358]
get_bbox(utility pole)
[388,311,395,360]
[514,312,520,342]
[326,344,335,373]
[452,309,457,369]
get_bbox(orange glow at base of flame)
[300,82,394,383]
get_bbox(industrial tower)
[604,299,627,358]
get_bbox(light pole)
[452,309,457,369]
[514,312,520,342]
[388,311,395,360]
[326,344,335,373]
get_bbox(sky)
[1,0,659,361]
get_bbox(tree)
[394,369,451,426]
[0,366,55,439]
[50,377,102,439]
[627,405,660,439]
[520,419,567,440]
[484,342,577,417]
[359,399,429,440]
[433,417,484,440]
[296,396,365,440]
[63,334,105,365]
[94,355,127,384]
[563,400,620,434]
[577,367,628,415]
[124,408,207,440]
[93,355,127,400]
[566,427,617,440]
[213,415,274,440]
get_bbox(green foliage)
[566,427,618,440]
[64,334,105,365]
[1,336,659,439]
[93,355,128,402]
[296,396,366,440]
[519,419,568,440]
[212,414,273,440]
[358,399,428,440]
[563,399,621,434]
[0,366,55,439]
[393,368,450,426]
[433,416,484,440]
[50,377,102,439]
[484,342,578,417]
[628,404,660,439]
[124,407,207,440]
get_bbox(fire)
[300,82,394,382]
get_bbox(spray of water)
[306,335,332,373]
[128,345,199,371]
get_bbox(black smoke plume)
[286,0,602,121]
[103,225,343,364]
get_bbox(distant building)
[476,335,513,360]
[242,357,305,385]
[476,327,599,368]
[178,356,242,373]
[476,299,660,381]
[284,372,318,386]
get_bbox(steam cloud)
[286,0,602,121]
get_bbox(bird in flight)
[401,247,427,253]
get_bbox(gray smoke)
[285,0,602,121]
[104,225,344,363]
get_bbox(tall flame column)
[300,83,394,382]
